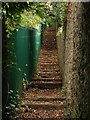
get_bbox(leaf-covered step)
[37,71,60,75]
[22,97,66,102]
[39,62,59,65]
[29,81,62,89]
[21,100,66,110]
[32,78,61,81]
[15,118,64,120]
[14,109,64,120]
[39,65,60,70]
[22,88,65,99]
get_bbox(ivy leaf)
[36,10,44,19]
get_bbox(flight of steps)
[31,49,62,89]
[30,27,62,89]
[14,27,66,120]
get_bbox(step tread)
[30,81,62,84]
[22,97,66,101]
[40,62,59,65]
[15,109,64,119]
[21,102,65,110]
[23,88,65,99]
[21,100,66,106]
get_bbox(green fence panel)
[29,27,41,69]
[14,27,31,80]
[7,66,23,96]
[13,26,42,80]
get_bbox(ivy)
[4,90,21,120]
[20,10,42,28]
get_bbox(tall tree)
[64,2,90,119]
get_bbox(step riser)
[39,60,58,62]
[34,72,60,74]
[23,98,66,101]
[40,63,59,67]
[38,69,60,71]
[29,84,62,89]
[38,70,60,73]
[32,75,61,79]
[22,104,65,110]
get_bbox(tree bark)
[64,2,90,119]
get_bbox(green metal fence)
[13,26,42,80]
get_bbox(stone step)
[35,75,60,79]
[38,70,60,73]
[38,62,59,65]
[22,97,66,102]
[38,69,60,72]
[32,73,61,78]
[40,50,58,54]
[39,59,58,62]
[39,66,60,69]
[40,54,57,56]
[22,88,65,99]
[40,54,57,57]
[29,81,62,89]
[38,60,58,64]
[15,118,63,120]
[37,71,60,77]
[42,47,57,50]
[39,56,58,58]
[15,109,64,120]
[42,44,57,46]
[38,60,58,63]
[43,41,56,44]
[21,101,65,110]
[32,78,61,81]
[40,50,57,53]
[39,58,58,61]
[39,66,59,69]
[42,48,57,50]
[38,71,60,74]
[39,68,60,71]
[32,75,61,79]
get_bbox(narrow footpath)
[15,27,66,120]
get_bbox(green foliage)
[22,77,29,90]
[2,2,30,38]
[51,2,67,27]
[4,90,21,120]
[20,10,42,28]
[34,2,67,27]
[56,27,63,36]
[2,2,67,38]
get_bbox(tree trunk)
[64,2,90,119]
